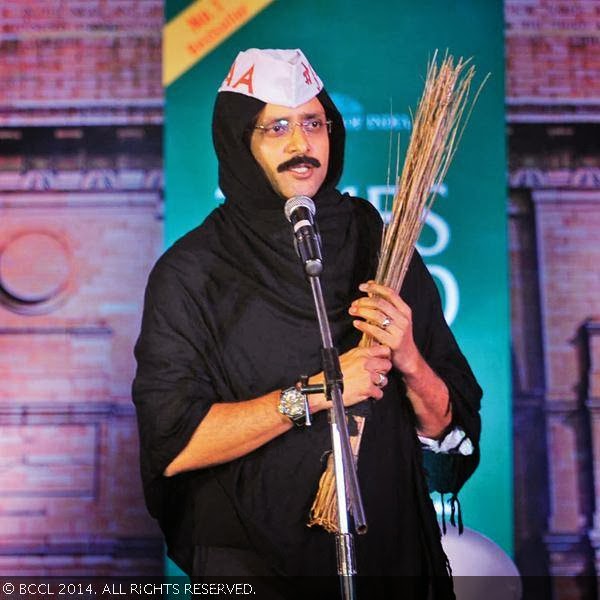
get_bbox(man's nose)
[285,123,310,153]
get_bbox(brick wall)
[506,0,600,99]
[0,175,164,577]
[507,1,600,595]
[0,0,162,102]
[0,0,163,126]
[0,0,164,576]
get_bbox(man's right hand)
[163,345,392,476]
[308,345,392,413]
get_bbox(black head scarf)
[212,88,346,213]
[207,88,381,332]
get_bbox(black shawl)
[132,89,481,592]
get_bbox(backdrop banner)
[163,0,275,86]
[164,0,510,557]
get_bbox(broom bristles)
[308,51,484,532]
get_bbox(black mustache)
[277,155,321,173]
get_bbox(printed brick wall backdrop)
[507,1,600,598]
[0,0,163,126]
[506,0,600,99]
[0,1,164,576]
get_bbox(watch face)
[280,388,306,420]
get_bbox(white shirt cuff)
[418,427,474,456]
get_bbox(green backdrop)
[164,0,511,555]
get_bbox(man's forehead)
[258,97,326,121]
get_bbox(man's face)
[250,97,330,200]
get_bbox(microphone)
[284,195,323,277]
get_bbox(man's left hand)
[349,281,421,376]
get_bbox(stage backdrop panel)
[164,0,510,554]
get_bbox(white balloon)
[441,526,522,600]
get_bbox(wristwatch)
[278,385,311,427]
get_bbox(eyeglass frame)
[253,116,333,139]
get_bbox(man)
[133,48,481,597]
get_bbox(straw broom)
[308,51,485,533]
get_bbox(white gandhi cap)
[218,48,323,108]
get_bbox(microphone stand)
[305,271,367,600]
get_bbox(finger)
[371,370,388,386]
[353,319,394,346]
[352,298,410,333]
[368,385,384,400]
[350,306,390,327]
[359,309,409,342]
[351,296,397,318]
[364,344,392,358]
[351,298,399,323]
[359,282,409,314]
[359,280,396,298]
[353,309,407,341]
[366,357,392,373]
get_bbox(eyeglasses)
[254,117,332,139]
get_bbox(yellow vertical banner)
[163,0,275,87]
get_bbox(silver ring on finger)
[381,316,392,330]
[376,372,387,387]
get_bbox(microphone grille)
[284,195,315,223]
